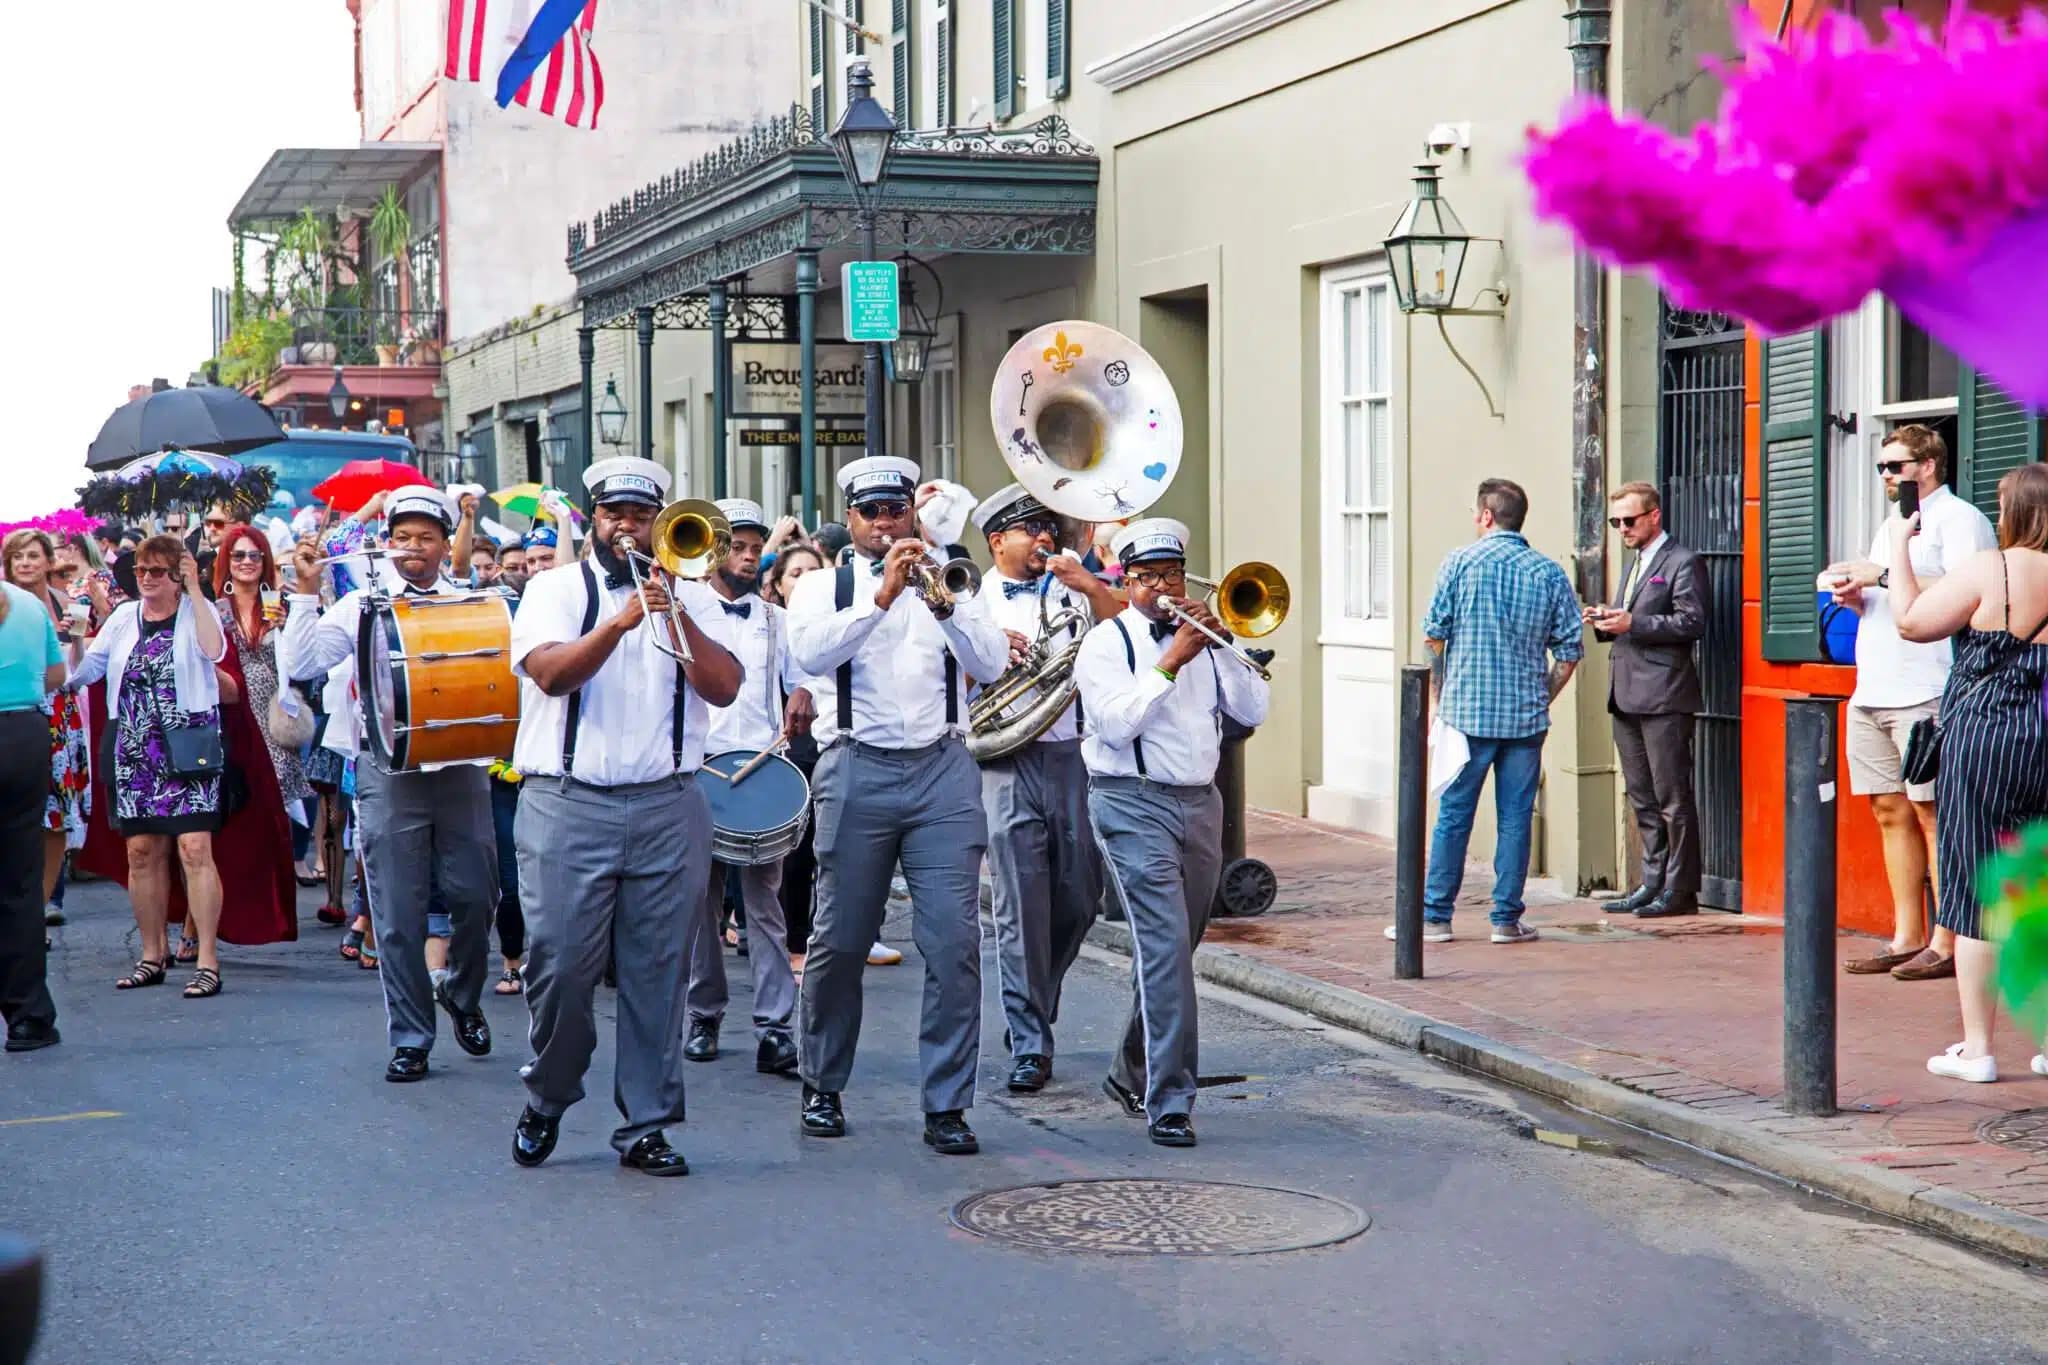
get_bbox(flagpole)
[797,0,885,46]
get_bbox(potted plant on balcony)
[280,208,339,365]
[368,184,415,365]
[402,317,442,366]
[372,313,402,368]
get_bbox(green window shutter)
[810,8,827,132]
[1047,0,1069,98]
[937,3,954,126]
[846,0,864,55]
[1957,365,2043,521]
[892,0,913,128]
[993,0,1016,120]
[1760,328,1829,663]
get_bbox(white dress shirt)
[983,570,1094,744]
[278,575,464,763]
[786,553,1009,749]
[701,590,814,753]
[1074,607,1271,785]
[509,559,727,784]
[1849,484,1998,709]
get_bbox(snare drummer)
[507,457,742,1175]
[283,486,499,1084]
[682,497,815,1076]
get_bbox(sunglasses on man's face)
[855,501,910,520]
[1875,458,1922,476]
[1608,511,1650,530]
[204,519,228,529]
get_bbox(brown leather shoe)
[1846,946,1923,974]
[1891,948,1956,981]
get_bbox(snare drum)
[356,591,521,771]
[700,748,811,866]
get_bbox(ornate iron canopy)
[568,108,1098,324]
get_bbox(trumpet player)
[1074,518,1270,1147]
[785,456,1009,1155]
[971,483,1120,1094]
[506,457,742,1175]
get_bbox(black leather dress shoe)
[1102,1075,1144,1118]
[512,1106,559,1168]
[385,1047,429,1082]
[435,982,492,1057]
[4,1024,59,1053]
[1635,892,1701,919]
[756,1029,799,1075]
[801,1085,845,1137]
[1600,885,1660,914]
[1148,1114,1197,1148]
[685,1017,719,1062]
[1008,1054,1051,1092]
[923,1110,979,1155]
[619,1132,689,1177]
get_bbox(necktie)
[1149,619,1177,643]
[721,600,752,619]
[1002,580,1038,600]
[1622,553,1647,603]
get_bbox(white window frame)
[1826,295,1961,563]
[1319,261,1395,648]
[923,314,960,483]
[924,0,952,128]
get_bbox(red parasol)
[310,458,429,513]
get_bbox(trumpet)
[616,498,732,665]
[1159,561,1289,680]
[886,537,983,612]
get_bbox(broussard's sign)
[731,343,866,417]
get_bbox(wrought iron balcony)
[283,307,445,367]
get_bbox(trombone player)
[505,456,742,1175]
[1074,518,1270,1148]
[970,483,1121,1094]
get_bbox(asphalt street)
[5,878,2047,1365]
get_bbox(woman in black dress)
[1891,463,2048,1084]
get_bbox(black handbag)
[165,723,226,781]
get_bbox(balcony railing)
[283,307,445,367]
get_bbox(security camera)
[1426,122,1472,155]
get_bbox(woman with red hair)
[212,525,311,811]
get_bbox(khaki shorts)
[1846,701,1938,802]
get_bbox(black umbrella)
[86,387,286,470]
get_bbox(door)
[1656,300,1745,910]
[1309,262,1396,832]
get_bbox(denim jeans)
[1423,732,1546,927]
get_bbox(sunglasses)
[854,500,910,520]
[1875,458,1922,475]
[228,550,267,563]
[134,565,173,581]
[1608,512,1650,529]
[204,519,229,529]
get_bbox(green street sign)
[842,260,900,342]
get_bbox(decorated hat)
[523,525,560,549]
[385,485,456,532]
[1110,517,1191,568]
[971,482,1053,535]
[716,497,770,534]
[836,455,919,507]
[584,455,670,509]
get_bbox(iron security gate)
[1657,302,1745,911]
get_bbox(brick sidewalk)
[1208,810,2048,1225]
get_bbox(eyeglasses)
[1005,518,1060,538]
[1129,566,1188,590]
[228,550,266,563]
[134,565,173,581]
[855,501,910,520]
[203,518,228,529]
[1607,512,1649,529]
[1875,458,1922,475]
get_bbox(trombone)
[1160,561,1289,680]
[615,498,732,666]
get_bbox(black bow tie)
[867,557,885,576]
[1149,619,1177,643]
[603,571,631,591]
[721,600,751,619]
[1002,580,1038,600]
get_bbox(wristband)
[1155,665,1178,682]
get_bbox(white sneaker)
[2032,1054,2047,1077]
[867,941,903,966]
[1383,923,1453,943]
[1927,1043,1997,1083]
[1490,923,1540,945]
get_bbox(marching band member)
[681,497,815,1076]
[970,484,1120,1094]
[785,456,1008,1155]
[1073,518,1269,1148]
[283,487,498,1083]
[506,457,741,1176]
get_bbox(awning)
[228,144,441,228]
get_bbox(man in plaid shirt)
[1404,479,1583,945]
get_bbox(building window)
[1322,265,1394,625]
[993,0,1017,120]
[924,335,958,483]
[1826,297,1960,563]
[844,0,863,54]
[891,0,914,127]
[810,5,829,132]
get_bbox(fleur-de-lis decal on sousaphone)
[1041,331,1084,374]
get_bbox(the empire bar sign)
[730,343,866,417]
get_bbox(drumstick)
[729,739,789,787]
[699,766,731,782]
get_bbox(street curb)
[1086,922,2048,1267]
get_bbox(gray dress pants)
[517,772,712,1153]
[1088,777,1224,1121]
[685,858,797,1039]
[799,738,987,1114]
[354,762,495,1053]
[982,739,1100,1060]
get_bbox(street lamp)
[326,365,350,421]
[596,377,628,448]
[1383,164,1472,314]
[832,57,898,461]
[537,434,571,487]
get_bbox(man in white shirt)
[1074,518,1270,1148]
[1825,425,1995,982]
[785,456,1009,1155]
[506,457,742,1177]
[681,497,816,1077]
[283,486,498,1084]
[969,483,1121,1094]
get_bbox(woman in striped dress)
[1891,463,2048,1084]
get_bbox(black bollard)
[1782,697,1841,1117]
[1394,665,1430,980]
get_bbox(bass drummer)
[283,485,498,1084]
[681,497,815,1077]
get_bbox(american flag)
[445,0,605,131]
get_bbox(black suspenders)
[834,561,959,738]
[562,560,688,777]
[1110,616,1148,778]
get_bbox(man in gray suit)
[1587,481,1707,918]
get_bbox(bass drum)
[700,748,811,866]
[356,591,520,771]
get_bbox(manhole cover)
[950,1178,1368,1256]
[1978,1109,2048,1155]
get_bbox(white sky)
[4,1,360,520]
